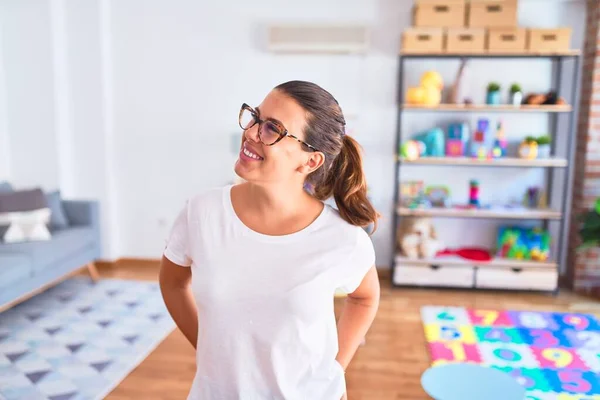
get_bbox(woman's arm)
[159,256,199,349]
[335,265,380,370]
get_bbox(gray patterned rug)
[0,278,175,400]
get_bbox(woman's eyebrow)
[255,106,284,126]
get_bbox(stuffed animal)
[397,217,444,259]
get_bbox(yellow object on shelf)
[405,71,443,106]
[421,71,444,91]
[518,141,539,159]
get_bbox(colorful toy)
[523,187,547,209]
[425,185,451,208]
[518,137,539,159]
[397,217,444,259]
[401,140,425,160]
[406,71,444,106]
[421,306,600,398]
[471,119,490,159]
[446,123,469,157]
[492,121,507,158]
[469,180,480,208]
[414,128,445,157]
[400,181,424,206]
[497,226,551,261]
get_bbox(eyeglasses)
[239,103,319,152]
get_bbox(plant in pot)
[579,198,600,250]
[486,82,501,105]
[510,83,522,106]
[536,135,552,158]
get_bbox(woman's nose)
[244,123,260,143]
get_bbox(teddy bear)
[397,217,444,259]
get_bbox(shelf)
[399,156,568,168]
[400,104,572,113]
[399,50,581,58]
[396,206,562,220]
[395,255,557,270]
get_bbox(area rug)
[421,306,600,399]
[0,278,176,400]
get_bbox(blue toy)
[414,128,445,157]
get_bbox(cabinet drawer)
[528,28,572,53]
[446,28,485,53]
[487,28,526,53]
[394,265,474,287]
[476,268,558,291]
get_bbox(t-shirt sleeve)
[163,202,192,267]
[338,228,376,293]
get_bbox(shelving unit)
[391,52,581,292]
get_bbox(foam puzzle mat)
[421,306,600,399]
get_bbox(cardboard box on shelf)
[468,2,517,28]
[414,2,466,28]
[487,28,526,53]
[446,28,486,53]
[402,28,445,53]
[527,28,572,53]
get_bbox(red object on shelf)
[437,247,492,262]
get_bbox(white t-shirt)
[164,185,376,400]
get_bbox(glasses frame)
[239,103,320,152]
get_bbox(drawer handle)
[500,34,516,41]
[511,268,524,273]
[542,34,558,41]
[430,265,441,271]
[434,5,449,12]
[417,34,432,41]
[459,35,474,41]
[486,5,502,12]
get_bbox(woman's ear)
[298,152,325,175]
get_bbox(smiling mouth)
[241,142,264,161]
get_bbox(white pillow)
[0,208,51,243]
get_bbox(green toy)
[497,226,550,261]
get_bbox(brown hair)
[275,80,379,232]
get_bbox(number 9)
[542,348,572,368]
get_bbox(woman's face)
[234,90,323,185]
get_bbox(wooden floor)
[94,261,599,400]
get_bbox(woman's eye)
[266,122,280,134]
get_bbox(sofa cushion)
[0,182,12,193]
[0,227,96,272]
[46,191,69,230]
[0,254,32,290]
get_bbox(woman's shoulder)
[323,205,372,242]
[183,185,230,217]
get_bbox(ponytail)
[314,135,379,232]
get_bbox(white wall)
[0,0,587,264]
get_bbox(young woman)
[159,80,380,400]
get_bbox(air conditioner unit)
[267,24,370,54]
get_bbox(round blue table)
[421,363,526,400]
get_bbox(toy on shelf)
[518,136,539,159]
[492,121,507,158]
[414,128,445,157]
[397,217,444,259]
[469,180,480,208]
[401,140,425,160]
[446,123,469,157]
[400,181,431,209]
[437,247,492,262]
[406,71,443,106]
[497,226,551,261]
[524,186,547,209]
[524,91,567,106]
[471,119,490,159]
[425,185,451,208]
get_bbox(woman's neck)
[243,181,313,218]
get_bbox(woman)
[159,80,380,400]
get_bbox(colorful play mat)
[421,306,600,399]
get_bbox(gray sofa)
[0,182,101,310]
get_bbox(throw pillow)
[45,190,69,230]
[0,188,48,213]
[0,182,12,193]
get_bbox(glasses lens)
[259,120,283,145]
[239,108,256,130]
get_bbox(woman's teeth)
[243,146,263,160]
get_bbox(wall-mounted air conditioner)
[267,24,370,54]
